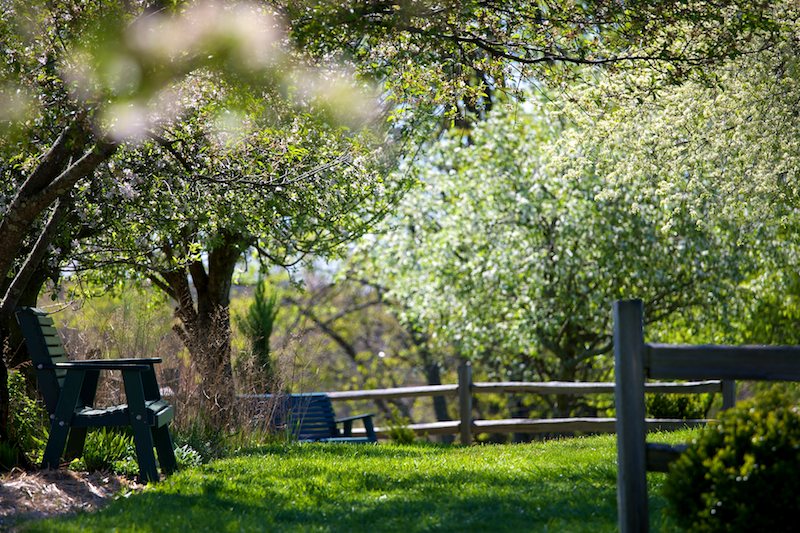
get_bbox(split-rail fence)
[327,363,735,445]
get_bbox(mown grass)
[18,431,696,533]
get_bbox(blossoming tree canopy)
[358,97,756,416]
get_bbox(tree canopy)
[358,96,757,416]
[556,2,800,228]
[0,0,402,436]
[284,0,783,129]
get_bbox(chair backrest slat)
[42,335,62,346]
[50,355,69,388]
[46,345,66,357]
[15,307,68,413]
[35,315,54,326]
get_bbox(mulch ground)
[0,468,144,531]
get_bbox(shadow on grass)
[26,485,618,533]
[21,444,681,533]
[22,476,617,531]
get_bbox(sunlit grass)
[19,430,698,532]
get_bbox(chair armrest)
[108,358,163,365]
[50,362,151,372]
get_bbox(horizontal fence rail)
[328,380,724,401]
[327,384,459,401]
[322,366,731,443]
[345,417,710,440]
[647,343,800,381]
[469,380,724,395]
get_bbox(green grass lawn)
[18,431,695,533]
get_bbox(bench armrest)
[335,413,374,423]
[336,413,377,442]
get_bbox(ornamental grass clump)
[663,389,800,532]
[385,408,416,444]
[78,428,135,472]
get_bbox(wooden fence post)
[614,299,649,533]
[722,380,736,410]
[458,361,473,445]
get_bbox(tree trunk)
[423,360,454,444]
[554,359,578,419]
[0,126,115,283]
[160,232,243,430]
[0,119,115,449]
[0,337,8,445]
[407,322,453,443]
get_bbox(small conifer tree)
[236,278,280,387]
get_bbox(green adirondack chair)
[15,307,177,483]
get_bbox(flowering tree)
[549,4,800,349]
[65,74,401,424]
[559,3,800,228]
[360,98,756,417]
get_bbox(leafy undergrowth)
[17,430,696,533]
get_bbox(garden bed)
[0,468,143,531]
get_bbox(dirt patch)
[0,468,144,531]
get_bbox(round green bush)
[662,389,800,532]
[174,444,203,469]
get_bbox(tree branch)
[0,196,71,322]
[146,130,193,172]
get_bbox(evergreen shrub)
[646,392,711,420]
[662,389,800,532]
[234,277,279,388]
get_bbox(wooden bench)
[244,393,377,443]
[613,299,800,533]
[15,307,177,483]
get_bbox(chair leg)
[131,422,159,483]
[152,424,177,474]
[363,417,377,443]
[43,369,86,470]
[123,370,159,483]
[64,427,88,461]
[42,420,70,469]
